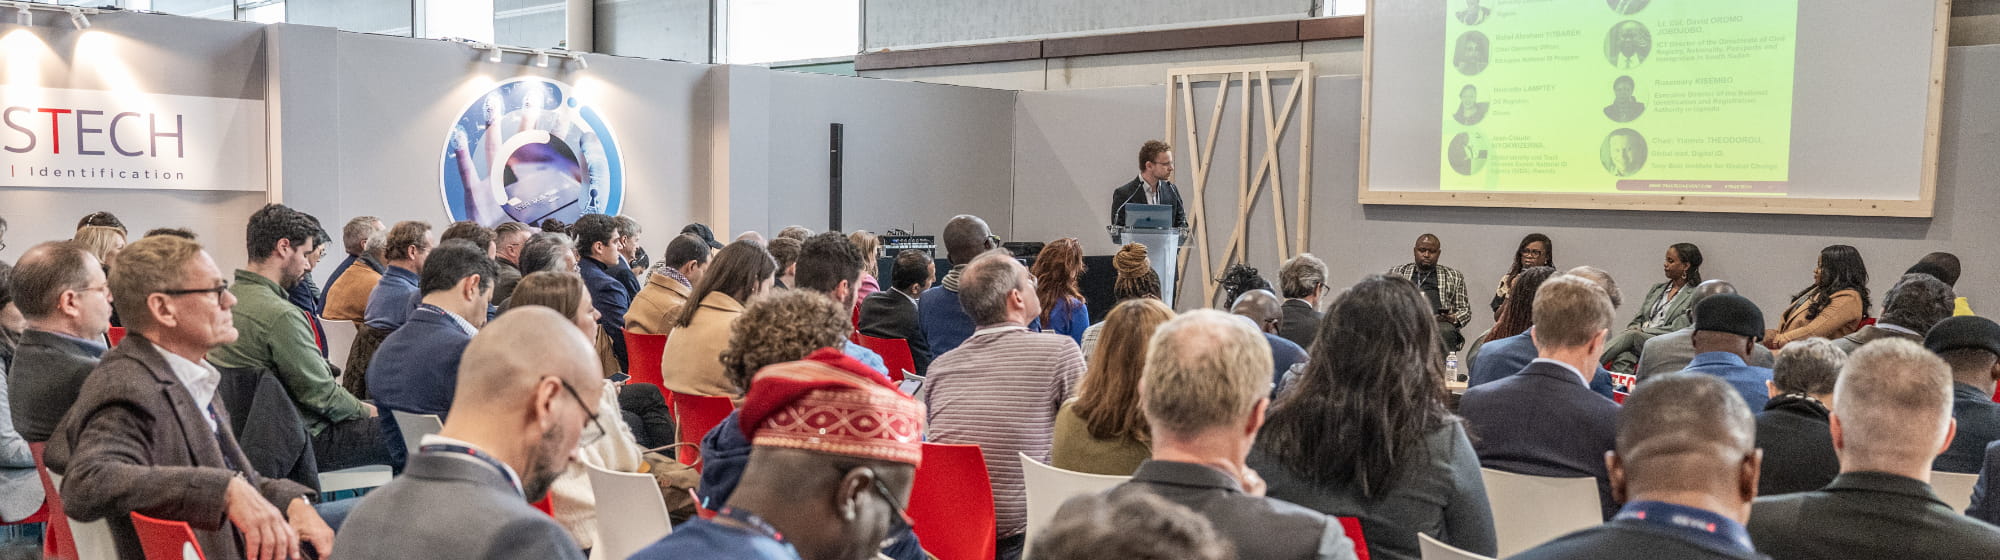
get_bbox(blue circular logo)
[439,77,623,226]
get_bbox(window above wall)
[719,0,860,65]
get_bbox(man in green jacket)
[211,203,389,472]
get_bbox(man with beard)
[334,307,602,560]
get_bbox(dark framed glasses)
[557,379,607,446]
[158,281,231,299]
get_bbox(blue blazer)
[1681,352,1773,413]
[367,306,474,465]
[363,266,422,332]
[1939,383,2000,474]
[1461,359,1622,519]
[1468,331,1617,399]
[579,257,633,370]
[1969,440,2000,524]
[918,286,975,357]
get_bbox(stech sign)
[0,86,266,191]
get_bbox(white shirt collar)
[152,345,222,430]
[1530,357,1590,386]
[436,305,478,335]
[973,324,1030,337]
[893,287,919,304]
[419,433,523,495]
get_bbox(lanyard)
[1614,501,1753,553]
[716,506,788,544]
[419,444,521,497]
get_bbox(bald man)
[1637,280,1775,379]
[1748,339,2000,559]
[1230,289,1308,396]
[917,215,1000,356]
[1510,373,1763,560]
[335,307,604,560]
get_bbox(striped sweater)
[923,326,1086,537]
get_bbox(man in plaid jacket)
[1387,234,1473,351]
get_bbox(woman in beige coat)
[661,241,777,397]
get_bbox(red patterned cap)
[738,348,925,466]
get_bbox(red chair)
[670,393,736,473]
[130,512,206,560]
[907,443,996,560]
[32,443,77,560]
[853,334,915,383]
[1338,516,1370,560]
[533,495,555,517]
[623,332,670,392]
[106,327,127,347]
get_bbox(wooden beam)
[1044,20,1299,58]
[1298,16,1365,41]
[854,41,1042,71]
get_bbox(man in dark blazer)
[1461,276,1623,519]
[1926,316,2000,473]
[1110,140,1189,229]
[335,308,596,560]
[859,249,935,375]
[47,235,333,560]
[1755,338,1844,496]
[1277,253,1328,349]
[1748,339,2000,559]
[367,240,497,466]
[1509,374,1765,560]
[1468,329,1618,399]
[1973,441,2000,525]
[6,241,113,443]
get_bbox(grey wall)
[864,0,1314,49]
[1014,46,2000,340]
[596,0,710,62]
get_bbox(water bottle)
[1445,351,1462,382]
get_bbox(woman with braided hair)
[1082,243,1162,357]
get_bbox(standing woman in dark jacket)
[1491,233,1554,316]
[1249,275,1497,560]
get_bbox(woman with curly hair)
[1490,233,1553,317]
[1767,245,1871,348]
[1053,298,1175,475]
[1032,238,1090,343]
[1218,263,1271,308]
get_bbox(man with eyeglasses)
[1277,252,1330,349]
[1387,234,1473,352]
[46,234,338,560]
[7,241,114,444]
[631,349,924,560]
[336,306,603,560]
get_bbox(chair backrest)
[1934,471,1980,514]
[390,410,444,460]
[1480,468,1602,557]
[853,334,915,382]
[623,332,670,392]
[33,442,78,560]
[1338,517,1370,560]
[909,443,996,560]
[129,512,207,560]
[670,393,736,472]
[321,319,358,377]
[48,471,117,560]
[1419,532,1497,560]
[105,327,126,347]
[585,463,673,560]
[1019,453,1129,560]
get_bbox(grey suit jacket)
[1831,324,1922,355]
[1279,299,1322,350]
[1636,327,1774,381]
[1108,460,1357,560]
[335,450,585,560]
[0,360,41,522]
[9,328,106,442]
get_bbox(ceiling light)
[533,50,550,68]
[66,7,87,30]
[14,4,30,27]
[486,44,502,63]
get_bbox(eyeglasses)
[836,465,915,548]
[158,281,231,299]
[558,379,607,446]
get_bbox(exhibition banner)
[0,86,268,191]
[439,77,623,227]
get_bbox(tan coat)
[661,292,745,397]
[323,259,382,322]
[625,272,691,336]
[1767,288,1866,348]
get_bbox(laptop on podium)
[1122,204,1172,229]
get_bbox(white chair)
[322,319,357,376]
[1020,453,1129,560]
[391,410,445,460]
[1480,468,1602,557]
[319,465,392,494]
[1934,471,1980,513]
[1419,532,1497,560]
[585,463,673,560]
[50,471,118,560]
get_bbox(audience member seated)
[1052,299,1174,475]
[0,261,38,524]
[1927,316,2000,474]
[211,204,389,473]
[518,232,579,276]
[1755,339,1846,496]
[1638,281,1776,380]
[336,308,601,560]
[848,230,881,305]
[613,215,646,282]
[324,217,386,324]
[574,215,636,371]
[505,271,673,448]
[794,232,887,374]
[1250,275,1496,560]
[1468,267,1617,398]
[1031,238,1090,344]
[1229,289,1309,395]
[858,249,936,375]
[1081,243,1160,357]
[1217,263,1271,312]
[7,241,112,443]
[1746,339,2000,558]
[682,222,726,250]
[776,225,812,242]
[662,241,776,397]
[1386,235,1472,354]
[490,221,530,303]
[1464,265,1555,379]
[1102,309,1358,560]
[1603,243,1703,372]
[1490,233,1554,316]
[1766,244,1871,349]
[1031,492,1229,560]
[632,349,925,560]
[282,222,331,347]
[1678,294,1775,412]
[1277,252,1331,350]
[367,240,497,465]
[926,251,1086,560]
[363,220,436,333]
[47,235,335,560]
[1834,273,1953,354]
[438,220,496,256]
[1974,442,2000,525]
[1460,274,1623,519]
[1908,251,1973,316]
[767,236,801,289]
[919,214,1000,356]
[626,233,710,335]
[1509,374,1763,560]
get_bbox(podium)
[1107,226,1183,307]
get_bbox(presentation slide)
[1441,1,1796,195]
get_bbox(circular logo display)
[439,77,623,227]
